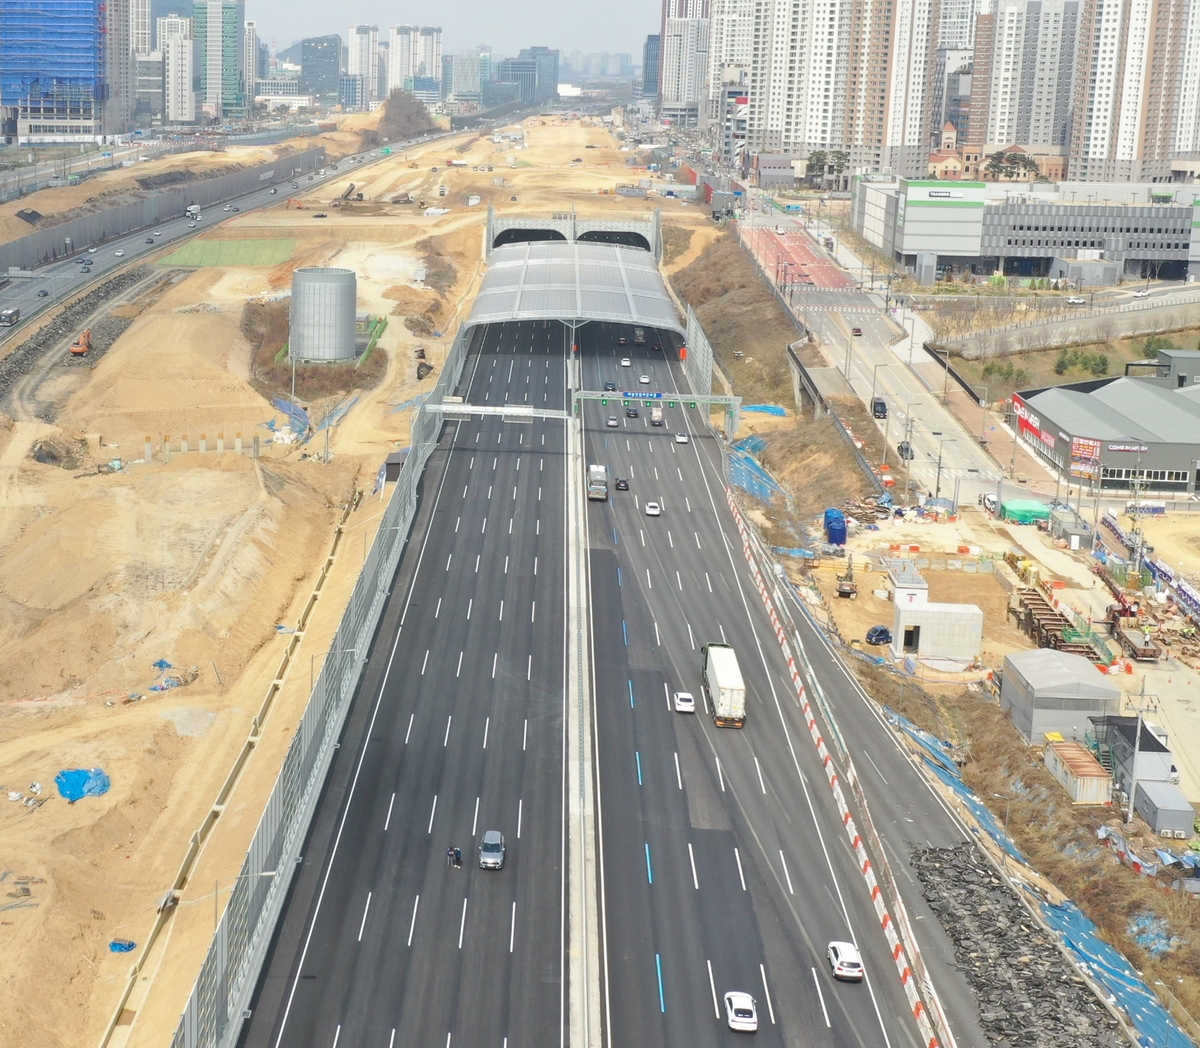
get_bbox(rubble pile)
[912,844,1126,1047]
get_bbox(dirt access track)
[0,113,713,1048]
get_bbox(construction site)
[0,105,1198,1048]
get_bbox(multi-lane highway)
[239,321,571,1048]
[577,325,986,1048]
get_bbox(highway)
[578,324,988,1048]
[238,320,570,1048]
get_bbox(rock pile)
[912,844,1126,1047]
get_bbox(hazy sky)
[252,0,657,58]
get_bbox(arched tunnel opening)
[576,230,652,252]
[491,228,569,249]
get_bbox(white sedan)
[644,501,661,517]
[673,691,695,713]
[114,250,125,257]
[1133,289,1150,298]
[639,374,650,384]
[675,433,689,444]
[724,991,758,1032]
[620,357,632,367]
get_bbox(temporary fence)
[165,326,471,1048]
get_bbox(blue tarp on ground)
[732,435,768,455]
[728,450,782,502]
[743,404,787,416]
[109,939,137,953]
[55,768,111,803]
[1040,899,1194,1048]
[272,398,310,436]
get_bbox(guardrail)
[161,326,471,1048]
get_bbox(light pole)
[902,315,916,363]
[869,362,889,405]
[992,792,1013,872]
[214,869,277,931]
[902,401,922,504]
[977,385,989,445]
[934,437,957,500]
[310,646,360,695]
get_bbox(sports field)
[160,238,295,267]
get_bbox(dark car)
[618,336,628,345]
[37,289,49,297]
[851,326,863,336]
[871,397,888,419]
[604,380,617,391]
[897,440,915,460]
[866,625,892,645]
[615,477,629,491]
[626,406,639,418]
[145,237,155,243]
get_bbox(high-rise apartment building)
[937,0,980,48]
[706,0,752,121]
[243,19,258,101]
[661,17,710,125]
[132,0,153,53]
[642,34,662,98]
[300,35,341,100]
[348,24,379,103]
[387,26,442,94]
[418,28,443,81]
[159,16,196,122]
[194,0,243,117]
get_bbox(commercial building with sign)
[851,177,1200,284]
[1013,351,1200,494]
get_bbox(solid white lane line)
[510,901,517,953]
[779,850,795,895]
[483,717,490,749]
[427,795,437,833]
[760,965,776,1024]
[523,718,528,750]
[472,796,480,837]
[688,842,699,890]
[357,892,372,941]
[716,757,725,792]
[707,960,720,1019]
[443,716,452,746]
[492,653,498,678]
[331,1025,341,1047]
[384,793,395,832]
[754,757,767,794]
[734,847,746,890]
[517,798,523,838]
[812,968,831,1027]
[674,752,683,789]
[458,897,468,949]
[421,650,429,675]
[405,714,413,745]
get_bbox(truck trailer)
[702,643,746,727]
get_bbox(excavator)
[69,328,92,356]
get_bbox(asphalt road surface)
[239,320,570,1048]
[579,325,987,1048]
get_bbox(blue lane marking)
[603,438,609,451]
[656,953,665,1012]
[628,680,635,707]
[617,567,622,587]
[636,751,643,785]
[645,842,653,884]
[613,527,618,544]
[622,621,628,646]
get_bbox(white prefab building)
[1001,649,1120,742]
[1134,781,1196,838]
[1044,739,1111,805]
[890,602,983,662]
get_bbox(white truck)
[633,326,646,345]
[702,643,746,727]
[587,464,609,501]
[650,405,664,426]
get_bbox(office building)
[194,0,243,118]
[518,46,560,104]
[642,34,662,99]
[444,51,483,103]
[340,73,367,110]
[136,51,164,121]
[348,24,379,103]
[163,31,197,121]
[0,0,135,140]
[300,35,341,100]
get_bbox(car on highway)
[188,223,196,228]
[87,247,97,253]
[827,941,865,981]
[154,230,162,236]
[479,830,506,870]
[865,625,892,645]
[639,374,651,385]
[269,188,278,194]
[620,357,631,367]
[231,206,239,212]
[37,289,49,297]
[1066,297,1086,305]
[896,440,915,460]
[618,336,628,345]
[724,991,758,1032]
[644,501,661,517]
[851,326,863,336]
[74,257,86,264]
[1133,289,1150,298]
[673,691,695,713]
[604,380,617,391]
[615,477,629,491]
[308,175,314,180]
[145,237,155,244]
[626,406,639,418]
[313,213,328,218]
[675,433,689,444]
[223,205,232,211]
[114,249,124,257]
[606,416,619,427]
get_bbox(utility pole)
[1125,682,1158,827]
[935,438,957,500]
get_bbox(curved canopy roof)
[465,241,684,334]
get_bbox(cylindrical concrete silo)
[289,267,357,362]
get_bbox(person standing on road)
[447,846,455,868]
[454,847,462,868]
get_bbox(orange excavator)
[69,328,92,356]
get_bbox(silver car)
[479,829,506,869]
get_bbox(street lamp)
[213,869,277,930]
[934,437,957,500]
[977,385,989,445]
[902,401,922,504]
[869,362,889,405]
[902,315,916,363]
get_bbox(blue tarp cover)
[109,939,137,953]
[743,404,787,416]
[55,768,111,802]
[272,398,310,436]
